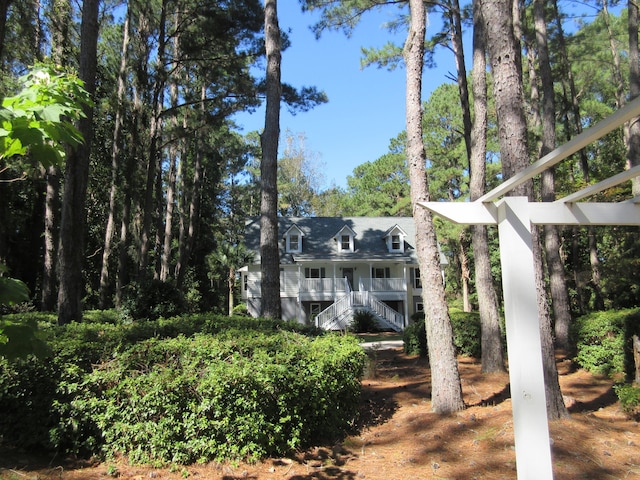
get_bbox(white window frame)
[339,234,353,252]
[286,231,302,253]
[391,234,402,251]
[414,268,422,289]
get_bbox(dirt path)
[1,348,639,479]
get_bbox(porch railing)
[315,290,404,332]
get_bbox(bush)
[571,308,640,377]
[349,309,378,333]
[614,383,640,418]
[403,309,483,358]
[403,319,427,356]
[0,313,363,464]
[121,280,187,320]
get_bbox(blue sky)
[233,4,459,190]
[231,3,603,190]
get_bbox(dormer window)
[391,234,401,250]
[284,225,304,253]
[340,234,351,251]
[334,225,356,253]
[384,225,407,253]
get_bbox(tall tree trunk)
[533,0,572,350]
[479,0,568,420]
[0,0,11,61]
[176,91,202,289]
[406,0,464,414]
[99,8,130,308]
[41,0,71,311]
[57,0,99,324]
[41,167,59,310]
[259,0,282,319]
[628,0,640,196]
[139,0,167,279]
[471,0,505,373]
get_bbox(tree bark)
[41,0,71,311]
[533,0,572,351]
[160,29,181,282]
[99,8,130,307]
[471,0,505,373]
[57,0,99,324]
[41,166,59,311]
[139,0,167,279]
[627,0,640,196]
[176,89,203,289]
[479,0,568,419]
[406,0,464,414]
[259,0,282,319]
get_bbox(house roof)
[243,216,447,266]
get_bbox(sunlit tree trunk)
[470,0,505,373]
[160,14,181,282]
[260,0,282,319]
[479,0,568,419]
[139,0,167,279]
[533,0,572,350]
[57,0,99,324]
[406,0,464,414]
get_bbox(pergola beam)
[422,201,640,226]
[477,95,640,203]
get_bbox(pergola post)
[416,96,640,479]
[497,197,553,479]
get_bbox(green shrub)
[349,309,378,333]
[614,383,640,418]
[0,314,362,463]
[403,309,483,358]
[571,308,640,377]
[403,319,427,356]
[121,280,187,320]
[450,309,482,358]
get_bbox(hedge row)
[0,314,365,464]
[403,308,486,358]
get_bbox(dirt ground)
[1,346,640,480]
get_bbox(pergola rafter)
[419,95,640,479]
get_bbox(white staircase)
[314,290,405,332]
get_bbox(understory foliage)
[403,309,484,358]
[0,313,365,464]
[571,308,640,377]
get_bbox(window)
[305,267,325,278]
[414,268,422,289]
[335,225,355,252]
[391,234,401,250]
[372,267,390,278]
[416,301,424,313]
[285,226,303,253]
[341,235,350,250]
[289,234,299,251]
[243,274,248,291]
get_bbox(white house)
[241,216,447,331]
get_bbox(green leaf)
[0,276,30,306]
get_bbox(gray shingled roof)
[244,216,447,265]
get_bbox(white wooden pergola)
[419,95,640,479]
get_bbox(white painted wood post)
[497,197,553,480]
